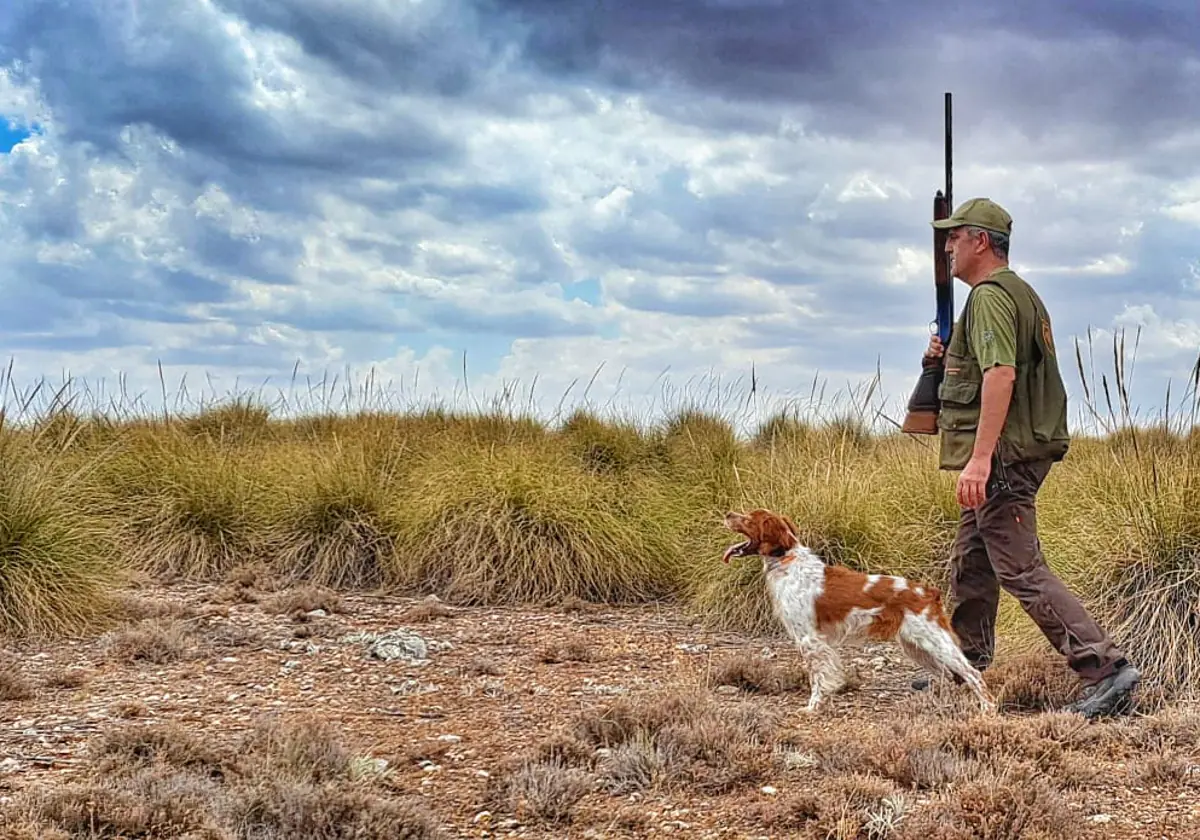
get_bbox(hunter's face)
[945,226,983,279]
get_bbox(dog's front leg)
[797,636,843,713]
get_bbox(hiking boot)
[911,658,987,691]
[911,672,964,691]
[1064,662,1141,719]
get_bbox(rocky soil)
[0,573,1197,839]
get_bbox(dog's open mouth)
[722,540,755,564]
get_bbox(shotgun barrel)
[900,92,954,435]
[937,91,953,344]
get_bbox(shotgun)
[900,92,954,435]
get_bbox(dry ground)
[0,572,1197,839]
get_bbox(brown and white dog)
[723,508,995,714]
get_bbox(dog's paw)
[801,699,825,715]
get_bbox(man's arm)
[956,285,1018,507]
[972,365,1015,461]
[966,284,1019,463]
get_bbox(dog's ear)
[758,512,797,553]
[782,515,800,544]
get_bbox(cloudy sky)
[1,0,1198,433]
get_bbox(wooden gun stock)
[901,93,954,435]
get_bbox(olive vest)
[937,267,1071,470]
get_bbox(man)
[912,197,1140,719]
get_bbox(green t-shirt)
[967,284,1018,371]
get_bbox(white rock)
[760,785,778,796]
[1088,814,1113,824]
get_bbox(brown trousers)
[949,456,1127,685]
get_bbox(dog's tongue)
[722,541,746,564]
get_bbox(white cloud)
[1,0,1198,434]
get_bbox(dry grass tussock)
[1,340,1198,697]
[0,714,446,839]
[476,651,1200,836]
[484,687,783,824]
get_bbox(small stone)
[473,811,491,824]
[306,609,328,618]
[437,734,462,743]
[715,685,739,696]
[0,758,21,774]
[760,785,778,796]
[1088,814,1112,824]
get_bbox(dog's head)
[721,509,800,563]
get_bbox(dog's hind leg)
[899,614,997,714]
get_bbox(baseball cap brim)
[931,218,963,230]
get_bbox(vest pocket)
[937,380,980,432]
[938,380,979,404]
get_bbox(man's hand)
[925,335,944,360]
[957,454,991,508]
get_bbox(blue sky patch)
[0,120,35,153]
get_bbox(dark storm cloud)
[181,220,302,287]
[213,0,504,94]
[489,0,1200,156]
[0,257,236,345]
[1,0,462,178]
[26,260,236,306]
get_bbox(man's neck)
[964,258,1009,287]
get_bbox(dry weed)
[0,668,34,701]
[484,759,596,825]
[538,637,595,663]
[569,688,777,795]
[899,762,1078,840]
[259,584,344,617]
[42,668,89,690]
[100,617,197,664]
[707,652,808,695]
[982,654,1081,712]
